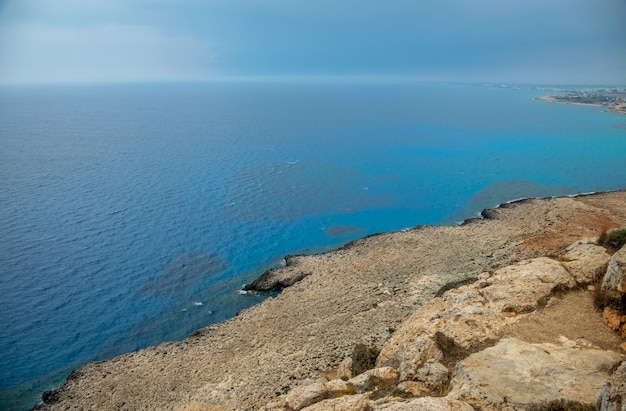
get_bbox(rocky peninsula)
[35,191,626,410]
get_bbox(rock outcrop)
[598,360,626,411]
[377,257,580,372]
[602,243,626,298]
[448,338,622,409]
[243,257,312,292]
[265,237,625,410]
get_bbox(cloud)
[1,0,624,84]
[0,23,216,83]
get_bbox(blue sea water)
[0,81,625,410]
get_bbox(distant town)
[489,85,626,116]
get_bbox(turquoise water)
[0,81,625,410]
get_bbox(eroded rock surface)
[598,360,626,411]
[603,243,626,297]
[377,257,577,374]
[562,241,610,284]
[448,338,623,410]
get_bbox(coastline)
[243,189,622,293]
[536,94,626,116]
[34,189,626,410]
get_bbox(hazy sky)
[0,0,625,84]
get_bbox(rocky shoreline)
[35,191,626,410]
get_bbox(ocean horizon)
[1,80,625,410]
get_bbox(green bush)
[599,228,626,253]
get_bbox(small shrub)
[599,228,626,253]
[351,343,380,376]
[274,385,291,397]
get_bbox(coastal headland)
[537,88,626,116]
[35,191,626,410]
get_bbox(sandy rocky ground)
[35,191,626,411]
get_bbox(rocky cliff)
[35,191,626,411]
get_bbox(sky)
[0,0,625,85]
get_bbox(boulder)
[414,359,449,392]
[396,337,443,382]
[562,243,610,284]
[448,338,624,410]
[284,379,355,411]
[348,367,399,393]
[478,257,575,314]
[602,244,626,297]
[598,360,626,411]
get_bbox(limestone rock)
[562,243,610,284]
[396,337,443,382]
[602,244,626,297]
[448,338,624,410]
[478,257,575,314]
[598,360,626,411]
[300,395,474,411]
[378,257,577,373]
[299,394,370,411]
[336,357,353,380]
[284,379,355,411]
[243,257,311,292]
[348,367,399,392]
[396,381,431,397]
[414,359,449,392]
[369,397,474,411]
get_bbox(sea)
[1,80,625,410]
